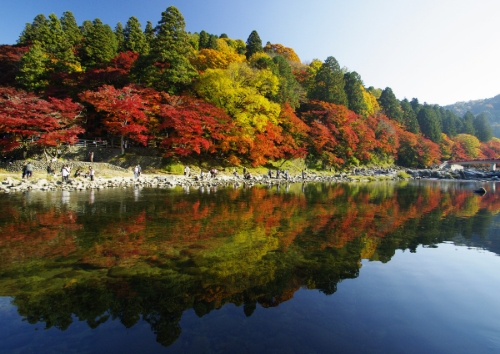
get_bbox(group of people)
[268,169,290,180]
[59,165,95,181]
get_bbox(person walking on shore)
[133,165,139,180]
[89,167,95,181]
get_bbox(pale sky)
[0,0,498,106]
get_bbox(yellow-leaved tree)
[195,62,280,135]
[191,38,245,71]
[361,86,381,116]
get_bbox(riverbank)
[1,163,499,194]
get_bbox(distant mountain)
[444,94,500,137]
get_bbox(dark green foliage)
[400,99,420,133]
[124,16,149,54]
[16,41,48,92]
[309,56,347,106]
[207,35,218,50]
[441,110,461,137]
[80,19,118,67]
[245,30,263,59]
[219,33,228,39]
[343,71,367,115]
[417,106,442,143]
[462,111,475,135]
[198,31,218,50]
[410,97,421,115]
[133,6,197,94]
[378,87,403,122]
[144,21,155,47]
[473,112,494,142]
[60,11,82,47]
[18,14,49,45]
[270,55,302,108]
[114,22,125,52]
[198,30,209,49]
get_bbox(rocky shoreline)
[1,165,499,194]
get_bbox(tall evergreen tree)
[45,13,80,72]
[441,110,460,137]
[80,19,118,67]
[245,30,263,59]
[199,30,209,49]
[400,99,420,133]
[18,14,49,45]
[114,22,126,52]
[144,21,155,47]
[124,16,148,54]
[16,41,48,92]
[417,106,442,143]
[309,56,347,106]
[135,6,197,93]
[473,112,493,142]
[378,87,403,122]
[207,34,219,50]
[60,11,81,47]
[462,111,475,135]
[270,55,302,108]
[410,97,421,115]
[343,71,367,115]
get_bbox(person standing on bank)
[26,162,33,179]
[89,167,95,181]
[61,165,69,182]
[133,165,139,180]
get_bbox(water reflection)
[0,181,499,348]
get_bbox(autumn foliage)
[0,6,497,167]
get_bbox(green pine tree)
[144,21,155,47]
[16,41,49,92]
[473,112,493,142]
[80,19,118,67]
[378,87,403,123]
[199,30,209,49]
[135,6,197,93]
[417,106,442,143]
[114,22,125,52]
[270,55,303,108]
[462,111,475,135]
[18,14,49,44]
[124,16,149,54]
[309,56,347,106]
[343,71,367,115]
[60,11,82,47]
[245,30,263,59]
[401,99,420,134]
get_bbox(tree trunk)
[120,135,125,155]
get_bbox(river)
[0,180,499,353]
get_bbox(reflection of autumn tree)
[2,182,500,347]
[0,208,80,269]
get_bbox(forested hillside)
[1,6,499,169]
[445,95,500,137]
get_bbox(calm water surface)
[0,180,499,353]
